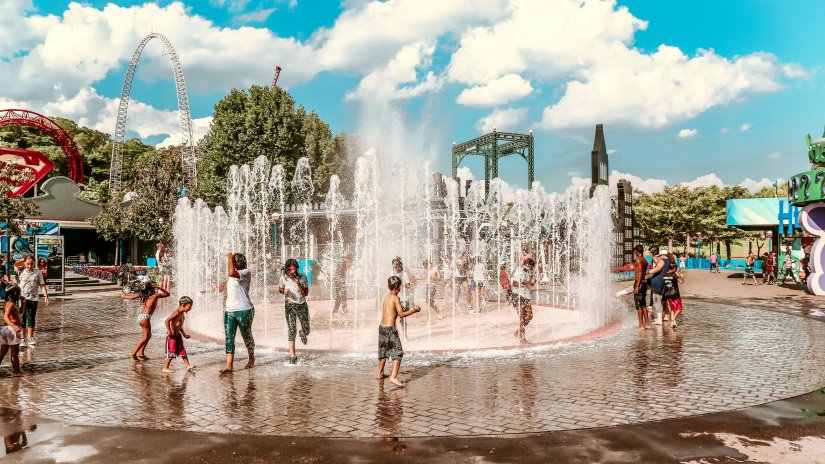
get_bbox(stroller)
[118,263,144,294]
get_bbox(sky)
[2,0,823,195]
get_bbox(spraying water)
[173,154,616,352]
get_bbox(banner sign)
[35,235,64,294]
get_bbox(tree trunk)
[668,237,673,253]
[748,240,753,255]
[725,240,732,259]
[686,234,691,257]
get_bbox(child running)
[662,262,684,328]
[121,280,170,360]
[162,296,195,373]
[378,275,421,388]
[0,286,24,375]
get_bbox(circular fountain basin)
[189,297,621,353]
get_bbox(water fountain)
[173,153,617,353]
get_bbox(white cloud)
[344,42,442,102]
[721,127,729,135]
[677,128,699,140]
[236,7,277,23]
[474,107,528,133]
[0,2,319,103]
[609,171,668,194]
[680,173,724,189]
[536,46,794,130]
[448,0,646,85]
[6,86,210,147]
[455,166,475,187]
[766,152,782,159]
[209,0,253,12]
[456,74,533,107]
[313,0,505,72]
[738,177,773,193]
[568,170,667,195]
[740,123,752,132]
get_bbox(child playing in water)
[0,286,24,375]
[162,296,195,373]
[121,280,170,360]
[422,260,441,319]
[378,275,421,388]
[662,262,684,328]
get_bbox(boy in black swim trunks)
[378,275,421,388]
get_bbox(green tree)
[196,85,355,206]
[93,146,184,242]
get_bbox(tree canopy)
[634,184,781,258]
[196,85,356,206]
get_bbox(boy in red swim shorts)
[162,296,195,373]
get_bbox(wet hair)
[179,296,193,306]
[523,258,536,267]
[232,253,248,271]
[284,258,299,273]
[634,244,644,254]
[649,246,659,256]
[392,256,402,267]
[5,285,20,304]
[139,281,155,302]
[388,275,402,291]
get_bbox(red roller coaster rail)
[0,109,84,185]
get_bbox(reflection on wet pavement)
[1,297,825,438]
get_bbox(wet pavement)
[2,272,825,462]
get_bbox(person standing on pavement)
[742,252,759,286]
[779,247,799,285]
[647,248,669,326]
[632,245,650,329]
[17,256,49,347]
[279,258,310,365]
[709,252,717,273]
[220,252,255,373]
[801,252,811,285]
[763,252,776,285]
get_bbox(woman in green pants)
[220,252,254,374]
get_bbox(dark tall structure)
[616,179,638,267]
[590,124,608,198]
[588,124,637,266]
[452,130,534,195]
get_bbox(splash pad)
[173,153,617,353]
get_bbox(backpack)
[663,276,678,298]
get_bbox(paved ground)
[2,270,825,462]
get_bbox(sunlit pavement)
[2,273,825,462]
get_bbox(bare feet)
[644,324,651,329]
[389,377,405,388]
[139,355,150,360]
[637,326,645,330]
[377,373,386,379]
[129,353,139,360]
[244,356,255,369]
[186,365,196,370]
[519,337,529,345]
[162,368,173,373]
[12,370,24,377]
[219,366,234,374]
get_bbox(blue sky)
[3,0,823,194]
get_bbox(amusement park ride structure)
[109,33,196,196]
[452,130,535,196]
[0,109,79,194]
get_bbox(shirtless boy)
[121,280,170,360]
[162,296,195,373]
[0,286,24,375]
[378,275,421,387]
